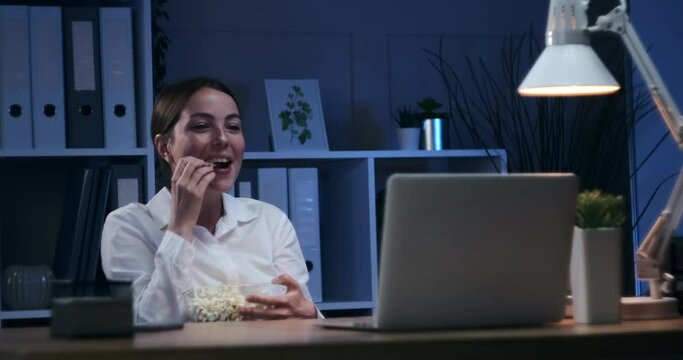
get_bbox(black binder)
[78,167,111,283]
[62,7,104,148]
[54,167,96,281]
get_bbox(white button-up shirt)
[101,188,312,325]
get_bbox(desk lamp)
[518,0,682,319]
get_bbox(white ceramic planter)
[570,227,622,324]
[397,128,420,150]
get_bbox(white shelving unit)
[0,0,153,325]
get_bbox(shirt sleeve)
[100,206,194,325]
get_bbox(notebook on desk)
[319,173,578,331]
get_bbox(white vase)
[397,128,420,150]
[570,227,622,324]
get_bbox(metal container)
[422,118,444,150]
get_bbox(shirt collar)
[148,187,258,230]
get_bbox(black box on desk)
[51,280,133,338]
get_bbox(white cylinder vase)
[570,227,622,324]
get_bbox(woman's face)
[163,87,245,193]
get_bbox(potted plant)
[393,106,421,150]
[417,97,448,120]
[571,189,626,324]
[417,97,448,150]
[575,190,626,229]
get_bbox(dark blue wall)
[162,0,547,151]
[161,0,683,293]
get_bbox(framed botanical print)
[265,79,329,151]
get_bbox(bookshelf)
[0,0,153,325]
[0,0,506,323]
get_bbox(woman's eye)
[226,124,241,133]
[191,123,210,131]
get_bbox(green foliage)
[417,97,448,119]
[279,85,313,144]
[576,190,626,229]
[422,31,653,195]
[393,106,421,128]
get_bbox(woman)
[101,77,318,324]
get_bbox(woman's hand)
[167,156,215,240]
[239,274,318,320]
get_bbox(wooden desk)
[2,317,683,360]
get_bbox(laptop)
[320,173,577,331]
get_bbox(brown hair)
[152,77,240,187]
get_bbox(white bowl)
[184,283,286,322]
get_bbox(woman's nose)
[211,127,229,146]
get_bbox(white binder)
[301,247,323,303]
[288,168,323,302]
[238,181,253,198]
[99,7,137,149]
[0,6,33,149]
[257,167,289,215]
[30,6,65,149]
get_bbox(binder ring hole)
[43,104,56,117]
[79,105,93,116]
[8,104,22,117]
[305,260,314,272]
[114,104,127,117]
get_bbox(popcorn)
[184,285,271,322]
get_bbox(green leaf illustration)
[298,128,312,144]
[278,84,315,145]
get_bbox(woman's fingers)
[239,305,290,320]
[245,294,289,308]
[174,158,212,188]
[272,274,300,291]
[168,156,215,239]
[236,275,319,321]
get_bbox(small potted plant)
[575,190,626,229]
[417,97,448,150]
[417,97,448,120]
[571,189,626,324]
[393,106,421,150]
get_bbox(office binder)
[81,168,111,283]
[301,247,323,302]
[99,7,136,149]
[30,6,66,149]
[63,7,104,148]
[288,168,323,302]
[238,182,253,198]
[54,168,95,281]
[109,164,143,210]
[288,168,321,249]
[0,5,33,149]
[257,167,288,215]
[77,168,101,282]
[236,168,258,198]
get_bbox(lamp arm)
[636,168,683,297]
[588,4,683,146]
[588,3,683,297]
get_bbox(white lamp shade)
[518,44,620,96]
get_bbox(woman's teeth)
[207,159,231,169]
